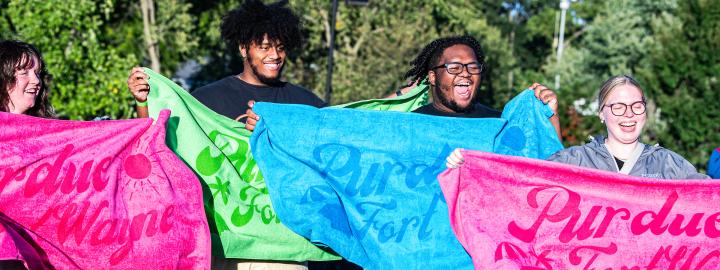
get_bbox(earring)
[600,119,605,124]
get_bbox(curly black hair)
[220,0,302,53]
[403,35,485,86]
[0,40,54,118]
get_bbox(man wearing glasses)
[400,36,561,138]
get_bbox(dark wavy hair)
[403,35,485,86]
[220,0,302,52]
[0,40,54,117]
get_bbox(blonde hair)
[597,75,646,111]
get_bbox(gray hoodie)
[547,136,709,179]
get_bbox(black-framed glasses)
[604,101,646,116]
[431,62,483,75]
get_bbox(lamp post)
[555,0,570,90]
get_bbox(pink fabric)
[439,150,720,270]
[0,111,210,269]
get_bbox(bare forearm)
[136,105,149,118]
[550,114,562,142]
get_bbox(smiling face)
[240,35,285,86]
[428,44,481,113]
[600,84,647,145]
[6,55,41,114]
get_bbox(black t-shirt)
[412,103,501,118]
[191,76,326,120]
[614,156,625,170]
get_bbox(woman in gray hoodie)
[446,75,708,179]
[545,75,707,179]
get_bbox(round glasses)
[604,101,646,116]
[432,62,483,75]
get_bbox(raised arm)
[529,83,562,141]
[126,67,150,118]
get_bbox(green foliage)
[286,0,515,106]
[2,0,198,119]
[637,0,720,169]
[4,0,137,119]
[543,0,719,170]
[290,1,451,104]
[117,0,198,75]
[545,0,654,145]
[185,0,242,88]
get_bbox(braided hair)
[403,35,485,85]
[220,0,302,53]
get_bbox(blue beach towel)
[250,90,562,269]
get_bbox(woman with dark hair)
[1,40,55,270]
[0,39,54,117]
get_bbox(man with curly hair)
[126,1,364,270]
[127,0,324,123]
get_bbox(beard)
[434,84,475,113]
[247,54,284,86]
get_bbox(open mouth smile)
[453,81,472,98]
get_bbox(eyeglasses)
[604,101,646,116]
[431,62,483,75]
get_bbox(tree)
[107,0,198,77]
[637,0,720,169]
[140,0,161,71]
[542,0,718,170]
[3,0,138,119]
[185,0,242,89]
[2,0,198,119]
[543,0,653,144]
[284,0,514,106]
[288,0,444,104]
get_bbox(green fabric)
[143,68,428,260]
[335,80,429,111]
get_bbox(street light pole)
[555,0,570,90]
[325,0,339,104]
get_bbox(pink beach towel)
[0,111,210,269]
[439,150,719,269]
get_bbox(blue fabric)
[495,90,563,158]
[250,90,562,269]
[709,148,720,179]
